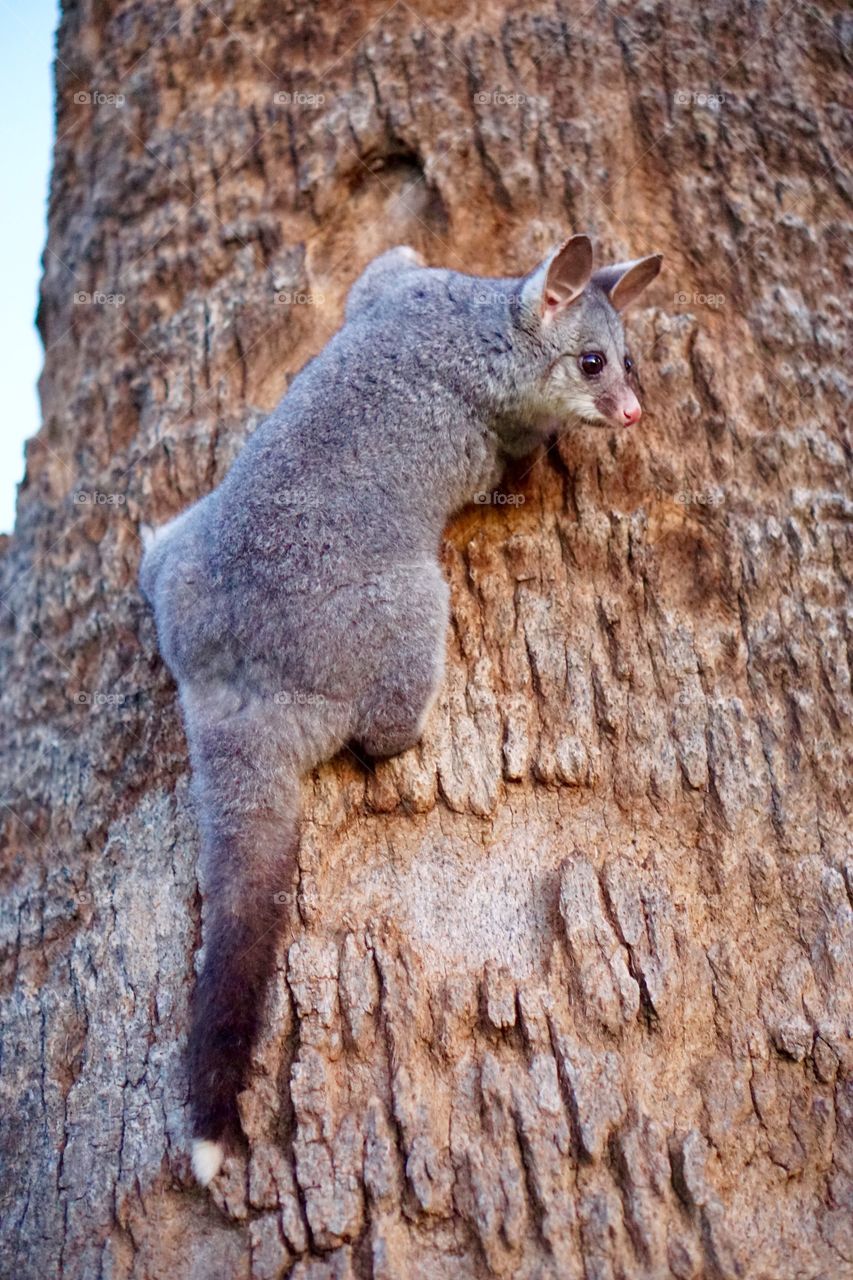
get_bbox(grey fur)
[139,236,662,1164]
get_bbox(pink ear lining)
[542,280,584,318]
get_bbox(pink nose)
[623,400,642,427]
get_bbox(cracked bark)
[1,1,851,1277]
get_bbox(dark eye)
[579,351,605,377]
[624,355,634,374]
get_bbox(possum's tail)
[186,715,301,1185]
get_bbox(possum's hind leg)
[344,246,426,323]
[354,568,447,759]
[183,693,303,1184]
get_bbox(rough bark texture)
[1,1,852,1277]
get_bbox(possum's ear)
[523,234,593,322]
[592,254,663,310]
[539,234,593,321]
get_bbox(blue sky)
[0,0,58,533]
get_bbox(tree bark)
[1,1,851,1277]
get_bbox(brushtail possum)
[139,234,662,1185]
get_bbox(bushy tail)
[186,722,301,1185]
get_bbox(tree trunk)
[1,1,851,1277]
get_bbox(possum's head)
[519,235,662,430]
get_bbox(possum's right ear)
[592,254,663,310]
[524,235,593,322]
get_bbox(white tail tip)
[140,522,155,550]
[192,1139,225,1186]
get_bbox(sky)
[0,0,59,533]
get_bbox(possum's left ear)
[592,254,663,310]
[538,234,594,320]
